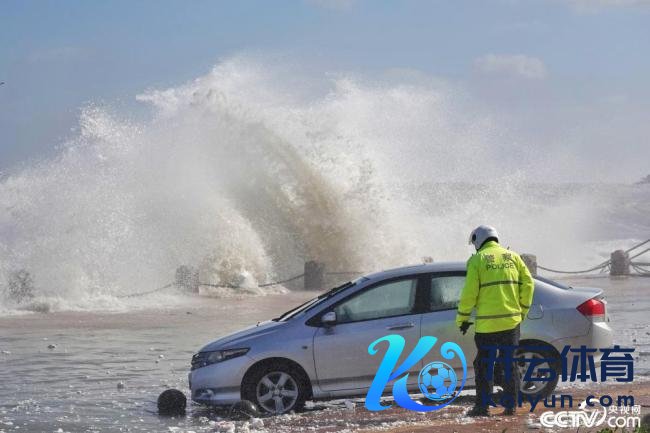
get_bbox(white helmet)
[468,225,499,250]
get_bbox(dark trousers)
[473,325,520,409]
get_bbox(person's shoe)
[467,406,490,417]
[501,407,516,416]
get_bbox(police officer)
[456,225,534,417]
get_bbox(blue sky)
[1,0,649,179]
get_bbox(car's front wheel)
[242,363,307,415]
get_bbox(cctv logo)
[365,335,467,412]
[540,409,641,429]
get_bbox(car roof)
[364,261,466,282]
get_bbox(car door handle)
[387,322,415,330]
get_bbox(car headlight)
[191,348,249,370]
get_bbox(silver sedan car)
[189,262,613,414]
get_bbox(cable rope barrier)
[537,263,610,275]
[118,270,363,298]
[536,238,649,275]
[118,283,174,298]
[118,239,650,297]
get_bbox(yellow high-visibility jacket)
[455,240,534,333]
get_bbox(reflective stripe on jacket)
[455,240,534,333]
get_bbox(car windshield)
[535,275,572,290]
[273,277,367,321]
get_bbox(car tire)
[515,343,560,401]
[241,362,308,415]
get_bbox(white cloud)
[474,54,548,80]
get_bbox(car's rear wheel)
[242,363,307,415]
[515,344,560,401]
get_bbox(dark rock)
[157,389,186,416]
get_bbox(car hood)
[199,320,286,352]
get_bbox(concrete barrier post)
[610,250,630,276]
[174,265,199,292]
[304,261,325,291]
[521,254,537,276]
[7,269,34,303]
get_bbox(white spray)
[0,56,648,311]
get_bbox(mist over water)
[1,56,648,312]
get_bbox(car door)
[420,272,477,381]
[313,276,423,393]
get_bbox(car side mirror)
[322,311,337,327]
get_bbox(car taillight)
[577,298,606,321]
